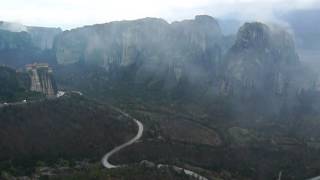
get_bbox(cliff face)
[0,30,33,50]
[0,30,39,67]
[0,21,62,50]
[0,29,57,68]
[55,16,223,90]
[27,64,56,97]
[27,26,62,50]
[54,17,314,100]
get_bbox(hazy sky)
[0,0,319,29]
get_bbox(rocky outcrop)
[222,22,302,96]
[26,63,56,97]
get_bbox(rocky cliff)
[0,29,39,67]
[54,16,316,102]
[0,29,57,68]
[55,15,224,90]
[54,17,311,98]
[27,26,62,50]
[0,21,62,50]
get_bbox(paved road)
[0,100,40,108]
[158,164,208,180]
[0,90,76,108]
[307,176,320,180]
[101,115,144,168]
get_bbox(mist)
[0,0,319,29]
[0,21,27,32]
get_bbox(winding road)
[101,111,144,168]
[100,109,208,180]
[157,164,208,180]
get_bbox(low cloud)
[0,0,318,29]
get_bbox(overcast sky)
[0,0,319,29]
